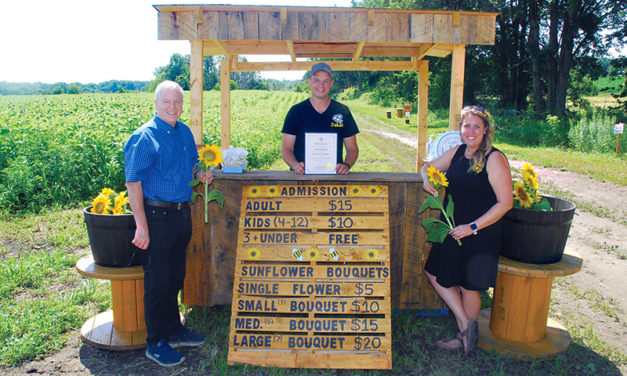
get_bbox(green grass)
[496,144,626,185]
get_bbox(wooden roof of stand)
[154,5,497,64]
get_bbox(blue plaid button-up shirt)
[124,116,198,203]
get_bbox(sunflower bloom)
[513,181,534,208]
[265,185,280,197]
[113,191,129,215]
[198,144,223,169]
[521,163,538,180]
[100,188,115,197]
[91,194,112,214]
[348,186,363,197]
[247,248,261,260]
[426,166,449,188]
[523,174,539,190]
[368,186,383,197]
[306,248,319,261]
[365,249,380,261]
[248,187,261,197]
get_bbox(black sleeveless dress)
[424,144,504,291]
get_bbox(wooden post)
[448,44,466,130]
[417,60,429,172]
[220,57,231,148]
[189,40,203,144]
[617,133,622,156]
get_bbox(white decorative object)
[221,146,248,173]
[426,131,463,161]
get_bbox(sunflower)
[198,144,223,169]
[306,248,319,261]
[365,249,380,261]
[91,194,112,214]
[521,163,538,180]
[368,185,383,197]
[523,174,539,190]
[513,181,534,208]
[247,248,261,260]
[265,185,280,197]
[113,191,129,215]
[248,187,262,197]
[348,186,363,197]
[100,188,115,197]
[426,166,449,188]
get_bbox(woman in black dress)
[420,106,512,354]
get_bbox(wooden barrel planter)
[500,196,576,264]
[83,207,140,267]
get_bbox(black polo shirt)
[282,99,359,164]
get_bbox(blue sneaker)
[168,327,206,348]
[145,339,185,367]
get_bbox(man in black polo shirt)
[281,62,359,175]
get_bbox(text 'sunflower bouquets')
[513,164,551,211]
[190,144,225,223]
[419,166,461,246]
[90,188,130,215]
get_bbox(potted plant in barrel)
[501,164,576,264]
[84,188,140,267]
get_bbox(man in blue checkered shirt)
[124,80,211,367]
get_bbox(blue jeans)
[141,204,192,346]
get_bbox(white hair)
[154,80,183,101]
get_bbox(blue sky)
[0,0,353,84]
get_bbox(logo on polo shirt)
[331,114,344,128]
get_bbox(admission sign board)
[228,184,392,369]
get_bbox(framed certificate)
[305,133,337,174]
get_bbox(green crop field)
[0,91,308,213]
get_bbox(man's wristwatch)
[470,222,478,235]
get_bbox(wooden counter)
[182,170,445,311]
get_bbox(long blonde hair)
[460,105,494,173]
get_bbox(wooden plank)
[233,297,391,314]
[182,196,209,306]
[348,12,368,41]
[135,279,145,331]
[298,11,326,41]
[197,11,219,40]
[243,184,388,198]
[240,231,389,247]
[233,280,390,297]
[231,60,419,72]
[386,182,404,309]
[327,12,351,41]
[189,40,203,144]
[230,316,391,333]
[235,264,390,280]
[259,11,282,40]
[220,57,231,147]
[237,246,390,262]
[448,44,465,130]
[417,59,429,172]
[228,351,391,369]
[241,215,388,230]
[158,11,197,40]
[241,198,389,213]
[230,334,391,351]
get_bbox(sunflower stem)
[204,180,209,224]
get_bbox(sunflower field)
[0,90,307,213]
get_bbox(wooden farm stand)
[154,4,498,170]
[152,4,505,367]
[76,256,147,350]
[478,251,583,360]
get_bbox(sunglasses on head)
[463,105,486,112]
